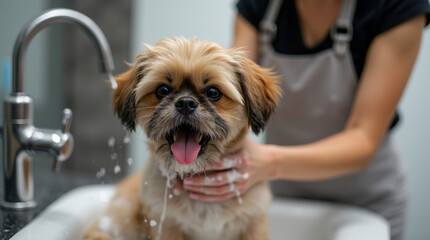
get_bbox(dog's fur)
[84,37,280,240]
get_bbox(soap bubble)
[150,220,157,227]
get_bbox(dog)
[84,37,281,240]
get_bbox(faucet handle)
[53,108,73,172]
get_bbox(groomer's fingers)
[188,186,246,202]
[184,182,247,196]
[189,191,236,202]
[184,169,249,187]
[208,156,244,170]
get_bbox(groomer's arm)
[267,15,425,180]
[232,14,259,61]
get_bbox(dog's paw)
[83,229,113,240]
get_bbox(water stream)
[157,165,177,240]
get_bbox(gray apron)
[259,0,407,239]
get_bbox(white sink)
[269,199,389,240]
[10,185,389,240]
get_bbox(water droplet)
[110,153,118,160]
[114,165,121,174]
[108,137,115,148]
[96,168,106,179]
[127,158,133,166]
[123,135,130,144]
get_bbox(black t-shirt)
[237,0,430,128]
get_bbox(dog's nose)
[175,97,198,115]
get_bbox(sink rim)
[10,184,389,240]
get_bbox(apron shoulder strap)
[259,0,284,45]
[259,0,357,56]
[331,0,357,56]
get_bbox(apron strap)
[259,0,284,45]
[331,0,357,56]
[259,0,357,57]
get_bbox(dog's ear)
[235,55,281,135]
[112,67,137,131]
[113,45,153,132]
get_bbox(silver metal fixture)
[1,9,115,210]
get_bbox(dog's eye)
[205,86,222,101]
[155,85,170,99]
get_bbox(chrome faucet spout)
[2,8,114,210]
[12,8,115,93]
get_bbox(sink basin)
[269,199,389,240]
[10,185,389,240]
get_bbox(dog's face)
[113,38,280,176]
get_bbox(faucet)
[1,9,115,210]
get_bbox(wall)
[130,1,429,239]
[392,29,430,240]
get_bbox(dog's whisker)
[222,113,243,121]
[208,143,222,155]
[202,167,207,178]
[135,114,154,120]
[134,106,157,111]
[156,143,169,155]
[141,117,154,128]
[123,106,157,112]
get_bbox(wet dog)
[85,37,280,240]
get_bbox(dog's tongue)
[171,130,201,165]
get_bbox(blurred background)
[0,0,429,239]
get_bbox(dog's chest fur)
[176,202,242,240]
[141,157,271,239]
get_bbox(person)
[173,0,430,239]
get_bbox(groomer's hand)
[173,138,275,202]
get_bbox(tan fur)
[85,37,281,240]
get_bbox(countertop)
[0,165,122,240]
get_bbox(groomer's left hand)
[172,138,274,202]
